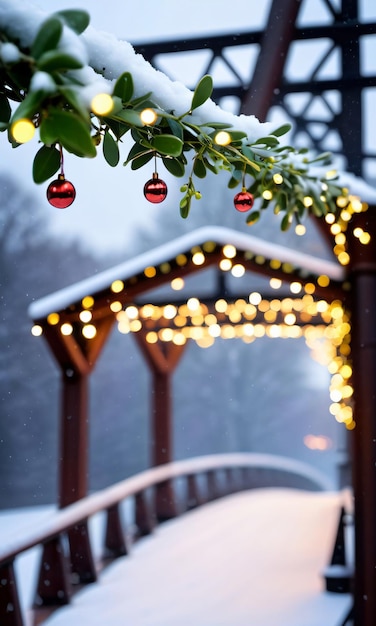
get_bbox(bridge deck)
[18,488,352,626]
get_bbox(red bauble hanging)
[234,187,254,212]
[144,172,168,204]
[47,174,76,209]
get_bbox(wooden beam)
[240,0,301,121]
[347,205,376,626]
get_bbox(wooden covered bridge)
[0,218,374,625]
[1,0,376,624]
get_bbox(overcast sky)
[1,0,375,255]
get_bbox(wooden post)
[348,205,376,626]
[134,332,186,519]
[59,371,89,508]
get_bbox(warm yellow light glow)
[219,258,232,271]
[290,282,302,294]
[359,232,371,245]
[31,324,43,337]
[215,299,228,313]
[129,319,142,332]
[91,93,114,115]
[192,251,205,265]
[284,313,296,326]
[317,275,330,287]
[295,224,306,236]
[110,301,123,313]
[270,259,281,270]
[61,323,73,336]
[160,328,174,342]
[325,213,336,224]
[262,189,273,200]
[11,118,35,143]
[338,251,350,266]
[187,297,200,311]
[223,244,237,259]
[171,277,184,290]
[270,278,282,289]
[163,304,177,319]
[273,173,283,185]
[146,331,158,344]
[125,305,139,319]
[173,333,186,346]
[140,108,158,125]
[214,131,231,146]
[249,292,262,305]
[47,313,60,325]
[111,280,124,293]
[144,266,157,278]
[82,324,97,339]
[303,196,313,208]
[208,324,221,337]
[231,264,245,278]
[176,254,188,266]
[79,310,92,323]
[82,296,94,309]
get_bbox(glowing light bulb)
[11,118,35,143]
[214,131,231,146]
[91,93,114,116]
[140,108,158,125]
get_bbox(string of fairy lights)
[31,193,372,432]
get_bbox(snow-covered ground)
[1,488,353,626]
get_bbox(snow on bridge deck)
[16,488,352,626]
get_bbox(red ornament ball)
[144,175,168,204]
[47,175,76,209]
[234,189,254,212]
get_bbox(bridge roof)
[29,225,344,322]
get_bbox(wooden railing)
[0,453,331,626]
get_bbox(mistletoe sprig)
[0,8,347,227]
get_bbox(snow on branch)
[0,0,371,227]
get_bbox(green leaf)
[270,123,292,137]
[55,10,90,34]
[112,109,143,127]
[31,17,63,59]
[103,131,119,167]
[253,136,279,147]
[191,75,213,111]
[204,122,232,129]
[162,157,185,177]
[32,145,61,183]
[167,118,184,141]
[193,157,206,179]
[281,213,293,231]
[40,109,96,157]
[131,152,154,170]
[180,196,191,218]
[246,210,260,224]
[151,134,183,157]
[11,90,47,123]
[202,156,218,175]
[113,72,134,103]
[37,50,83,72]
[0,94,11,124]
[58,86,90,121]
[130,92,153,108]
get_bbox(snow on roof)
[28,226,345,320]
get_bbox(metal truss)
[134,0,376,182]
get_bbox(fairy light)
[214,131,231,146]
[111,280,124,293]
[79,310,92,323]
[273,173,284,185]
[61,323,73,336]
[82,324,97,339]
[82,296,94,309]
[171,277,184,290]
[144,266,157,278]
[91,93,114,116]
[31,324,43,336]
[223,244,237,259]
[47,313,60,325]
[295,224,306,236]
[140,108,158,125]
[219,258,232,271]
[262,190,273,200]
[192,251,205,265]
[11,118,35,143]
